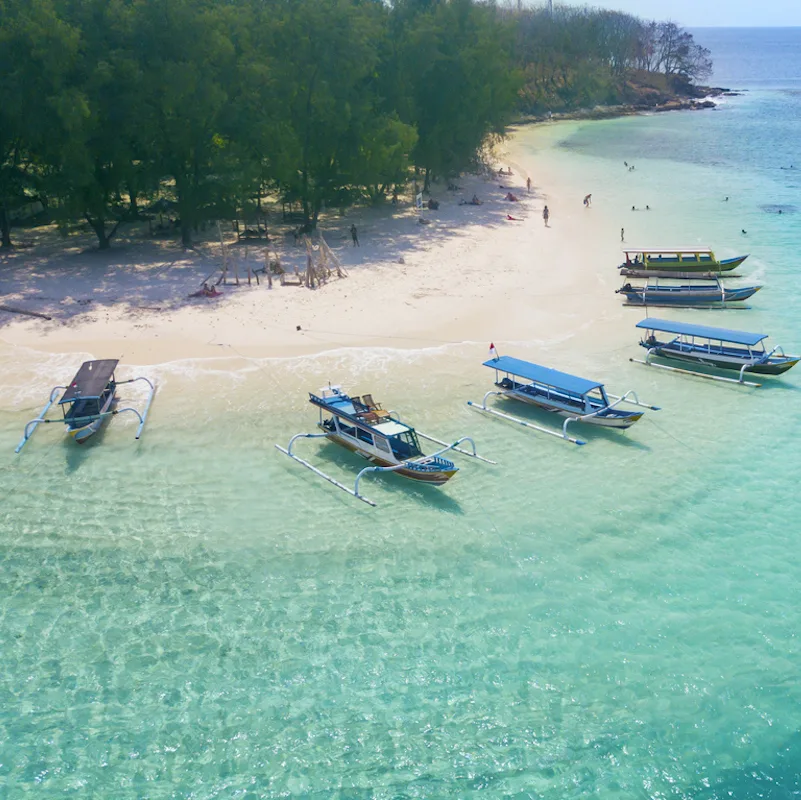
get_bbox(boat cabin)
[310,387,424,461]
[59,359,118,424]
[636,318,768,358]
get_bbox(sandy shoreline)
[0,125,629,368]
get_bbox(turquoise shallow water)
[2,30,801,799]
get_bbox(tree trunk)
[128,185,140,219]
[180,220,192,248]
[86,214,111,250]
[0,204,11,249]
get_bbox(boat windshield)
[390,430,422,459]
[63,396,102,421]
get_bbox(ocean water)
[1,29,800,798]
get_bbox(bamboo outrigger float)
[619,247,748,279]
[468,355,658,445]
[631,318,799,386]
[15,359,155,453]
[275,385,494,506]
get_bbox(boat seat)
[361,411,379,424]
[362,393,382,411]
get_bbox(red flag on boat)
[489,343,498,360]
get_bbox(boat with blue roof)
[633,318,799,384]
[468,352,658,445]
[276,386,494,506]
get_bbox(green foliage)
[508,6,713,115]
[0,0,712,249]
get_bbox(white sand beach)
[0,126,629,367]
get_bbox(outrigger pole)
[14,385,66,453]
[467,391,587,445]
[630,351,761,387]
[275,434,490,507]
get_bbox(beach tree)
[0,0,79,248]
[41,0,152,250]
[654,22,713,83]
[269,0,397,225]
[393,0,521,186]
[128,0,241,247]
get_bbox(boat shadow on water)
[492,397,652,452]
[62,424,111,473]
[312,440,466,514]
[646,356,801,393]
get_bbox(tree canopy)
[0,0,712,249]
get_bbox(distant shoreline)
[516,85,742,125]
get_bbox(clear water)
[2,29,801,798]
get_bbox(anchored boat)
[617,278,761,307]
[276,386,493,506]
[16,359,156,452]
[632,318,799,386]
[619,247,748,278]
[468,355,658,445]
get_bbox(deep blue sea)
[1,28,800,798]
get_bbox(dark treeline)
[0,0,710,251]
[508,5,713,114]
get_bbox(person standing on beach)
[583,194,592,207]
[526,177,531,194]
[621,228,625,242]
[350,224,359,247]
[542,206,550,227]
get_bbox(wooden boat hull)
[620,285,760,306]
[324,432,458,485]
[646,346,799,375]
[504,388,643,429]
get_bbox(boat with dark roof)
[468,354,658,446]
[633,318,799,384]
[15,360,155,452]
[276,385,494,506]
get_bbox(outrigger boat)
[276,386,494,506]
[632,318,799,386]
[467,356,658,446]
[617,277,761,308]
[15,359,155,453]
[619,248,748,278]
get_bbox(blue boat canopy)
[636,318,767,347]
[483,356,602,395]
